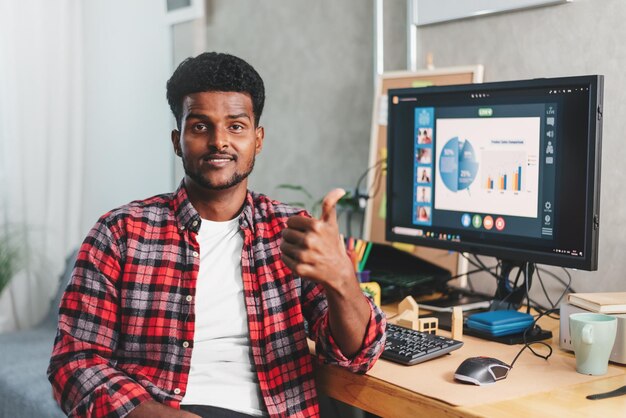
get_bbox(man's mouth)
[201,153,236,167]
[202,153,235,162]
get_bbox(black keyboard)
[382,323,464,366]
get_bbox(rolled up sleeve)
[301,278,386,373]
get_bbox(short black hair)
[166,52,265,128]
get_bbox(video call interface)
[388,83,593,259]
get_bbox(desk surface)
[314,308,626,417]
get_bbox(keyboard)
[382,323,464,366]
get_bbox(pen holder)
[359,281,381,307]
[355,270,370,283]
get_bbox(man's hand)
[281,188,371,357]
[280,188,355,291]
[127,401,200,418]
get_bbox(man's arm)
[280,189,386,360]
[48,220,196,418]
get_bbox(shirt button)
[192,220,198,227]
[192,251,199,258]
[186,295,193,302]
[182,341,189,348]
[173,388,181,395]
[179,225,185,230]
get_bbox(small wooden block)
[418,317,438,335]
[398,296,419,318]
[396,310,419,330]
[451,306,463,341]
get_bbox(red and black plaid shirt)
[48,182,386,418]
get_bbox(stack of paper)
[567,292,626,314]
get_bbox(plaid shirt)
[48,183,386,418]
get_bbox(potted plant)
[0,230,22,295]
[274,184,362,232]
[0,228,25,330]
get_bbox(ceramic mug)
[569,312,617,375]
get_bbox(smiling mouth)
[202,154,235,162]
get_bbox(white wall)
[80,0,174,235]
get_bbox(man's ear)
[171,129,182,156]
[255,126,265,155]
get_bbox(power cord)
[354,158,385,208]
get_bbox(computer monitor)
[386,76,603,298]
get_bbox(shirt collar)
[172,179,256,234]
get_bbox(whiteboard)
[412,0,571,27]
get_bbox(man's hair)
[166,52,265,128]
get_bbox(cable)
[462,253,501,281]
[508,308,558,368]
[509,341,553,368]
[354,158,385,201]
[447,264,499,281]
[455,253,502,294]
[525,262,531,314]
[534,264,556,309]
[534,265,574,308]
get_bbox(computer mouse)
[454,356,511,385]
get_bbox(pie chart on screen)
[439,137,479,192]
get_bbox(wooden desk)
[314,312,626,417]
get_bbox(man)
[48,52,386,418]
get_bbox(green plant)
[274,184,314,210]
[275,183,360,217]
[0,229,24,295]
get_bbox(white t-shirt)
[181,217,266,416]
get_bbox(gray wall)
[406,0,626,297]
[201,0,375,208]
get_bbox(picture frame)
[164,0,205,25]
[411,0,571,27]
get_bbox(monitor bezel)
[385,75,603,271]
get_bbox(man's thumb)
[320,188,346,224]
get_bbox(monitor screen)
[386,75,603,271]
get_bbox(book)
[568,292,626,314]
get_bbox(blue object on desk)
[466,310,534,337]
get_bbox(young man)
[48,52,386,418]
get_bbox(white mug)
[570,313,617,375]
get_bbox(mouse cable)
[508,308,559,368]
[508,341,553,368]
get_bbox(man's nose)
[207,127,228,149]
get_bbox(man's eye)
[231,124,244,131]
[193,124,207,132]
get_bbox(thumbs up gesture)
[280,188,355,287]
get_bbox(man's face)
[172,91,264,192]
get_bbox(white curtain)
[0,0,83,331]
